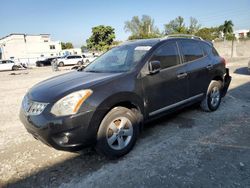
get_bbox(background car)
[0,60,21,71]
[82,53,99,66]
[57,55,83,67]
[36,57,58,67]
[248,59,250,73]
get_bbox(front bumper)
[221,68,232,97]
[19,108,96,151]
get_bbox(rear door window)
[180,40,204,63]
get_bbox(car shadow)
[6,149,112,187]
[233,67,250,75]
[5,82,250,188]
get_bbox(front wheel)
[58,62,64,67]
[95,107,139,159]
[200,80,222,112]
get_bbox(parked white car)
[0,60,21,71]
[82,53,99,66]
[57,55,83,67]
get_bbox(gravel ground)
[0,60,250,188]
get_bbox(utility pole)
[231,34,236,58]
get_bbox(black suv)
[20,35,231,158]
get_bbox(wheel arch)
[212,75,223,82]
[86,92,145,143]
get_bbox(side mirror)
[148,61,161,74]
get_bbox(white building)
[0,33,62,64]
[59,48,82,56]
[234,29,250,39]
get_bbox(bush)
[225,33,236,41]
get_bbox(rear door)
[65,56,74,65]
[141,41,188,116]
[178,39,211,97]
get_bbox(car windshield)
[84,45,152,73]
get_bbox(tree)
[220,20,234,39]
[81,45,87,52]
[247,31,250,38]
[86,25,115,51]
[164,16,187,34]
[164,16,202,35]
[188,17,201,34]
[124,15,161,40]
[61,42,74,50]
[196,27,220,41]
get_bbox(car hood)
[28,71,123,102]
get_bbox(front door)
[141,41,188,117]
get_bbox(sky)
[1,0,250,47]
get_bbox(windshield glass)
[84,45,151,73]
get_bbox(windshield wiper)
[84,70,103,73]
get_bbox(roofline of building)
[0,33,51,41]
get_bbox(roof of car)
[122,38,161,47]
[121,36,213,48]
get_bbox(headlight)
[51,89,93,116]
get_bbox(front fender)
[85,92,144,144]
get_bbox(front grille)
[22,95,48,116]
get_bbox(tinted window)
[67,56,73,59]
[202,43,212,56]
[180,40,204,62]
[84,45,152,73]
[212,47,219,56]
[150,42,180,69]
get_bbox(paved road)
[0,59,250,188]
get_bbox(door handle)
[177,72,187,79]
[206,64,213,70]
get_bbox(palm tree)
[220,20,234,40]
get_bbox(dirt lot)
[0,60,250,188]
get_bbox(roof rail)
[162,34,203,41]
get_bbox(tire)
[86,60,90,64]
[200,80,222,112]
[95,107,139,159]
[77,61,82,65]
[12,65,18,71]
[58,62,64,67]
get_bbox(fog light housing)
[53,134,70,145]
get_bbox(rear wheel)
[58,62,64,67]
[95,107,139,159]
[77,61,82,65]
[200,80,222,112]
[12,65,18,71]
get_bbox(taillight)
[221,57,226,66]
